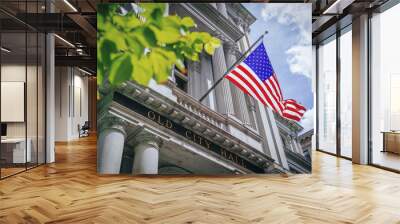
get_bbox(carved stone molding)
[224,41,240,57]
[115,80,285,173]
[189,60,201,75]
[131,131,163,150]
[212,31,229,43]
[99,114,128,137]
[231,16,246,31]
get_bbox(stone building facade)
[97,3,312,175]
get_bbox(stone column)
[132,132,162,175]
[246,95,258,130]
[212,36,235,116]
[46,0,55,163]
[224,42,251,125]
[286,137,293,152]
[188,61,201,99]
[352,14,369,165]
[97,116,127,174]
[295,140,304,155]
[199,53,216,110]
[235,18,250,51]
[289,136,299,154]
[234,17,259,129]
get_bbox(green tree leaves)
[131,55,153,85]
[97,3,221,96]
[109,53,132,85]
[181,17,196,28]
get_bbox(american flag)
[225,43,306,122]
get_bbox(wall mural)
[97,3,313,175]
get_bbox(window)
[175,73,188,92]
[339,27,352,158]
[317,35,337,154]
[370,3,400,171]
[174,60,188,92]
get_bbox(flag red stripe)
[269,75,282,101]
[226,76,250,96]
[264,78,282,106]
[229,70,268,106]
[230,68,270,106]
[285,103,305,112]
[284,107,305,116]
[226,74,267,107]
[282,112,301,122]
[237,64,284,113]
[285,101,306,111]
[273,74,283,97]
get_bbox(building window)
[174,61,188,92]
[175,73,188,92]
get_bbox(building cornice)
[299,129,314,140]
[175,3,245,42]
[284,149,311,173]
[171,85,262,142]
[274,113,304,134]
[226,3,257,27]
[111,81,288,173]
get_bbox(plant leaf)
[150,51,171,83]
[99,38,117,68]
[108,53,132,86]
[132,56,153,86]
[181,17,196,28]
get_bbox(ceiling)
[0,0,394,72]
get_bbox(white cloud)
[261,4,312,79]
[261,4,310,31]
[300,107,314,132]
[286,45,312,78]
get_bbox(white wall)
[54,67,89,141]
[1,65,36,137]
[1,63,46,164]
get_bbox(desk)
[382,131,400,155]
[1,138,31,163]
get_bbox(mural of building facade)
[97,3,312,175]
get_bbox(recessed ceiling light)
[63,0,78,12]
[54,34,75,48]
[78,67,93,76]
[1,47,11,53]
[322,0,350,15]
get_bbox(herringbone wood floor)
[1,135,400,224]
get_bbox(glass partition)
[38,32,45,165]
[317,35,337,154]
[1,30,28,177]
[0,1,46,179]
[339,28,352,158]
[27,30,38,169]
[370,3,400,171]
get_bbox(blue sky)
[243,3,313,130]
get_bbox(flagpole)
[198,30,269,103]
